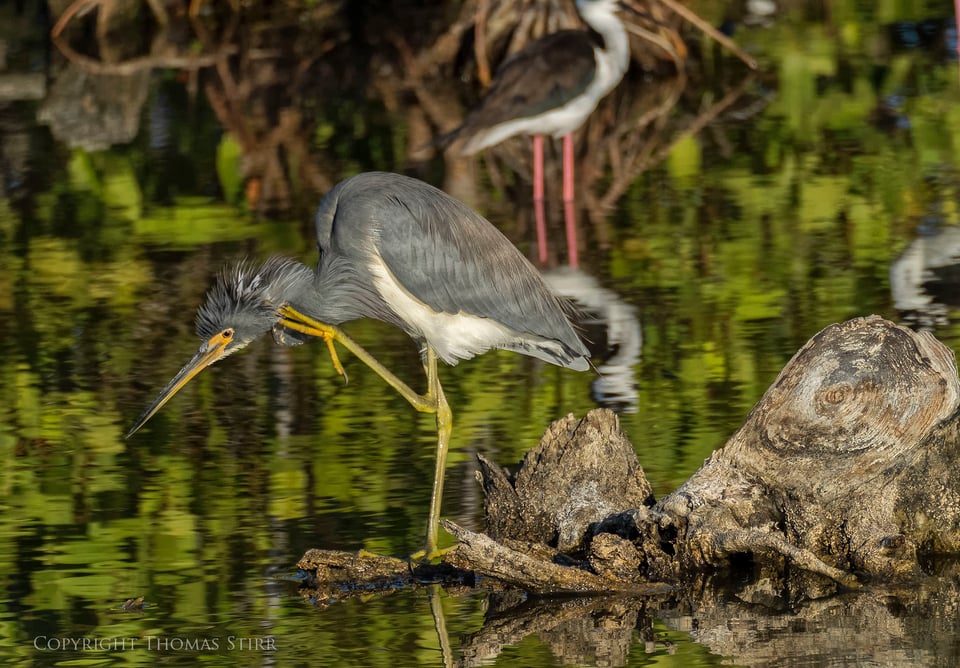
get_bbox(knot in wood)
[817,382,852,407]
[741,317,960,461]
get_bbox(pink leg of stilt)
[534,197,548,266]
[563,198,579,269]
[561,133,575,203]
[561,133,579,268]
[533,135,547,264]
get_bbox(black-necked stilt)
[446,0,636,267]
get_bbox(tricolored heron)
[127,171,589,557]
[446,0,634,266]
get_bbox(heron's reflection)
[890,224,960,328]
[542,266,642,413]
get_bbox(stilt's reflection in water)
[542,266,641,413]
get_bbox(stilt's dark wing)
[463,30,598,128]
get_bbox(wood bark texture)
[297,316,960,597]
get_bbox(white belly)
[368,257,519,365]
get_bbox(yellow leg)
[278,304,452,558]
[423,346,452,559]
[279,305,433,412]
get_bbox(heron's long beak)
[126,331,234,438]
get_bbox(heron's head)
[127,258,313,437]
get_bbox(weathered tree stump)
[647,315,960,586]
[296,316,960,598]
[445,315,960,593]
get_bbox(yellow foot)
[408,545,454,563]
[323,335,348,384]
[277,305,349,383]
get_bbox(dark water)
[2,0,960,666]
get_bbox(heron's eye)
[222,328,234,340]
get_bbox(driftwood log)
[297,316,960,598]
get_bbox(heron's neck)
[273,255,390,328]
[257,259,326,319]
[580,3,630,94]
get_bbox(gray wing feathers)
[322,173,587,363]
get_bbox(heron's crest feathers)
[195,257,314,341]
